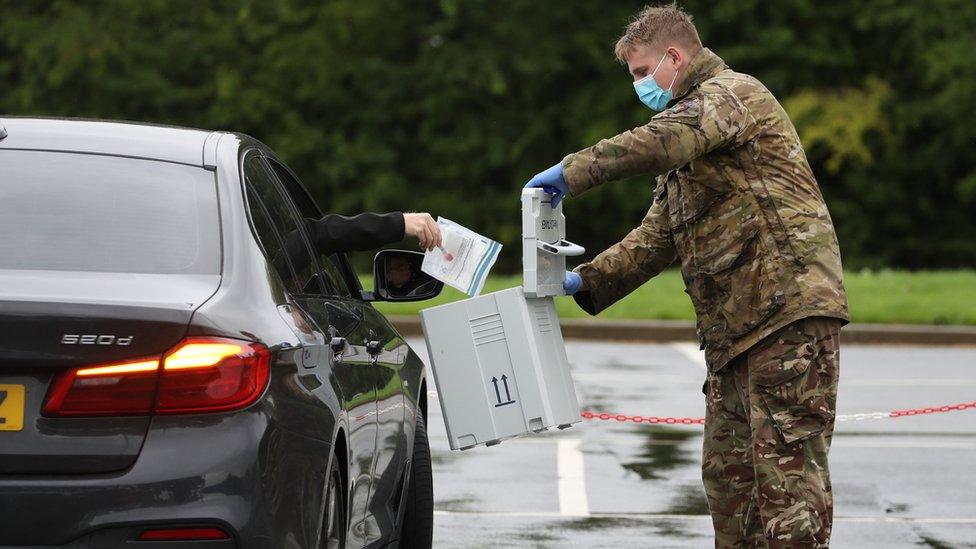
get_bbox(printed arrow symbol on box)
[491,376,502,405]
[501,374,512,402]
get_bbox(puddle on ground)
[562,516,635,532]
[558,516,705,541]
[616,426,709,516]
[886,502,911,514]
[430,451,458,467]
[648,518,708,540]
[621,426,698,480]
[579,393,610,414]
[514,529,560,544]
[916,534,957,549]
[435,496,479,512]
[602,360,654,372]
[667,483,710,515]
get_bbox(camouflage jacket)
[564,48,849,371]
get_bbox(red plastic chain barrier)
[888,401,976,418]
[581,411,705,425]
[581,400,976,426]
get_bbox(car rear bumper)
[0,407,332,548]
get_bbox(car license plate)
[0,384,25,432]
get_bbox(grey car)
[0,117,441,548]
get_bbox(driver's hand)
[403,212,442,251]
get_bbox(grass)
[365,269,976,326]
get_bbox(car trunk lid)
[0,270,220,474]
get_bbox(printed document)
[422,217,501,297]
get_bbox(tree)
[2,0,973,270]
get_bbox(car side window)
[242,153,326,296]
[265,159,353,298]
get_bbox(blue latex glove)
[563,271,582,295]
[524,162,569,207]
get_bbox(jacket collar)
[668,47,727,106]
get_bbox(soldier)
[524,4,848,548]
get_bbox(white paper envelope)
[421,217,501,297]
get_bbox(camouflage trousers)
[702,317,841,548]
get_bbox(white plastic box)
[419,188,585,450]
[420,286,580,450]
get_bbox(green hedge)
[3,1,974,270]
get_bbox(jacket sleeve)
[571,192,676,315]
[561,88,754,196]
[304,211,406,255]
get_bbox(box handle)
[536,239,585,257]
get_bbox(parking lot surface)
[407,337,976,548]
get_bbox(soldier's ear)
[667,47,683,67]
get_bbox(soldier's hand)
[563,271,583,295]
[403,212,442,251]
[524,162,569,207]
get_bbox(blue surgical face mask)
[633,53,679,112]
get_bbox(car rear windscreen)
[0,150,220,274]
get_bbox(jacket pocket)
[696,221,786,338]
[749,335,835,445]
[667,169,724,228]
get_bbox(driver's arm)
[303,212,406,255]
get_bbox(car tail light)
[138,526,229,541]
[43,358,161,416]
[43,337,270,417]
[155,338,271,414]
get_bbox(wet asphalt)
[406,337,976,548]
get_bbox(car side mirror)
[368,249,443,302]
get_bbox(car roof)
[0,116,219,167]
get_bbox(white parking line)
[557,438,590,517]
[670,342,708,370]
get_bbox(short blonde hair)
[614,3,703,62]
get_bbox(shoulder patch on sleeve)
[652,96,702,124]
[668,99,698,115]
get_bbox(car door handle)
[301,346,317,369]
[366,340,383,356]
[329,336,349,362]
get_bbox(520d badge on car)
[61,334,134,346]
